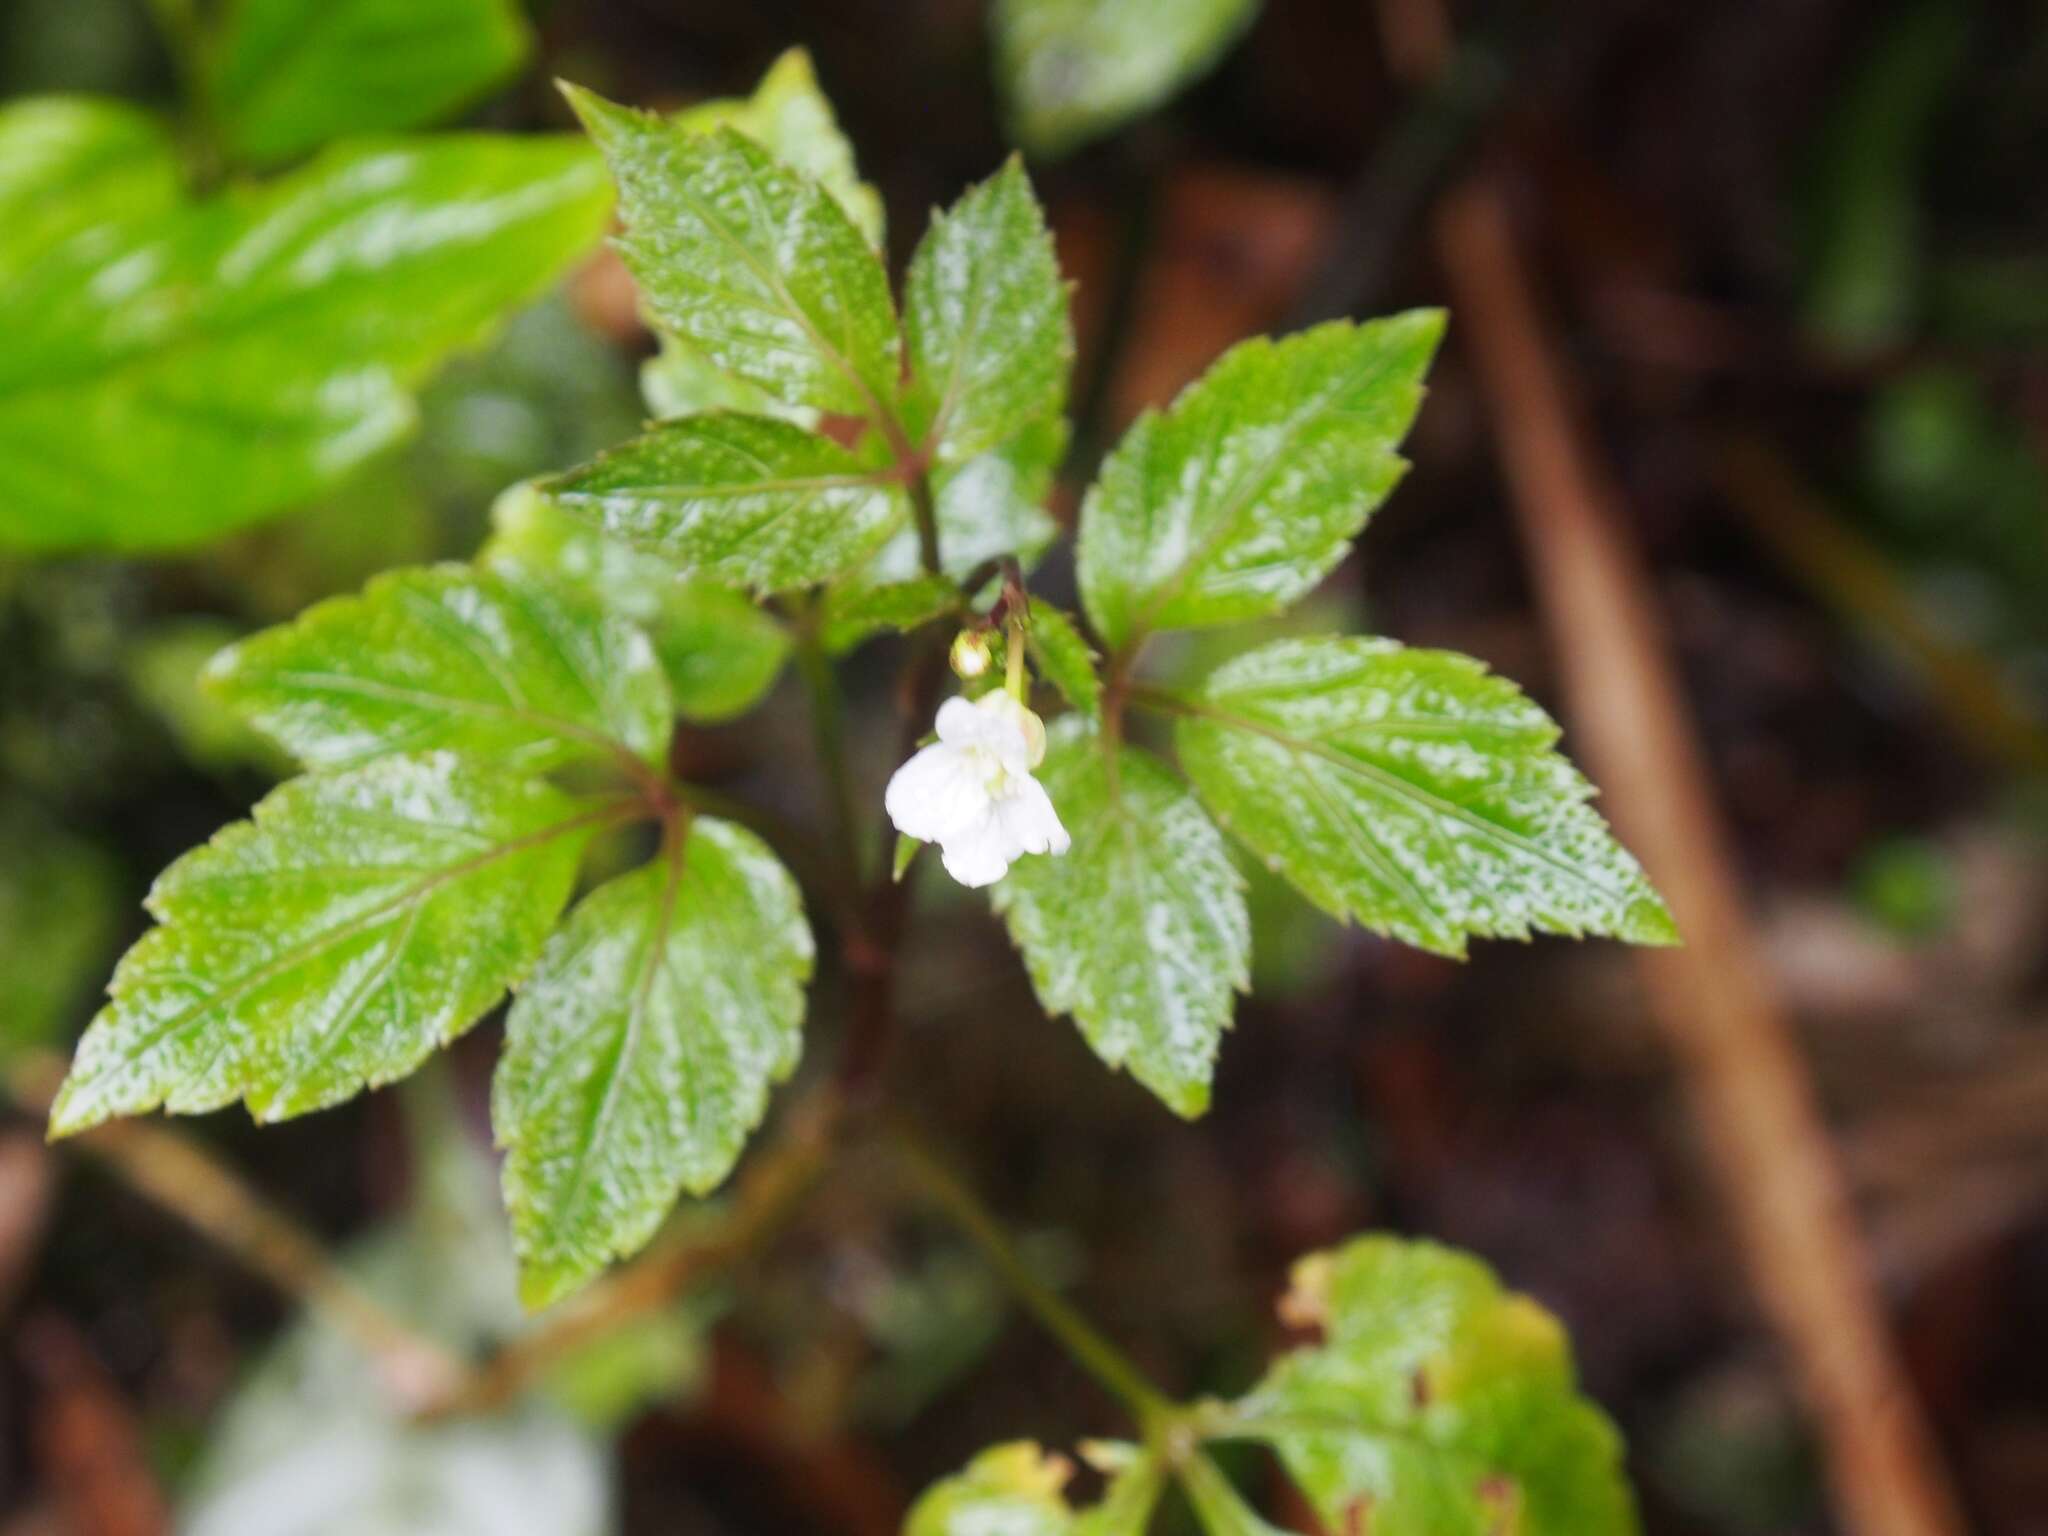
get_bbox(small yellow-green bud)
[950,629,994,679]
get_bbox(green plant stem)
[793,611,868,906]
[890,1125,1173,1425]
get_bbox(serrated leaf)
[565,91,898,419]
[1077,314,1443,652]
[992,720,1248,1117]
[669,47,884,247]
[484,487,791,722]
[1225,1235,1638,1536]
[910,1444,1166,1536]
[0,133,611,552]
[209,563,672,772]
[1173,638,1676,958]
[641,331,813,424]
[494,819,813,1307]
[0,97,181,282]
[543,412,907,595]
[209,0,530,167]
[995,0,1262,158]
[49,755,602,1134]
[904,157,1073,464]
[821,575,960,654]
[1026,600,1101,719]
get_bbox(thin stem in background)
[794,607,870,903]
[890,1125,1173,1425]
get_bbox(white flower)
[885,692,1071,888]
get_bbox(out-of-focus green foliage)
[0,803,121,1068]
[208,0,531,167]
[993,0,1262,158]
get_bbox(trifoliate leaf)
[209,0,531,167]
[904,157,1073,464]
[543,412,907,596]
[208,564,673,772]
[994,0,1262,159]
[0,133,611,552]
[1173,638,1676,958]
[565,91,898,419]
[1077,314,1443,652]
[484,487,791,722]
[494,819,813,1307]
[1223,1235,1638,1536]
[49,755,601,1134]
[992,720,1248,1118]
[1026,600,1101,719]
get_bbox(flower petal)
[933,695,988,748]
[938,816,1014,887]
[885,743,988,843]
[995,775,1070,858]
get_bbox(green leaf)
[0,804,120,1067]
[904,156,1073,464]
[910,1444,1166,1536]
[847,413,1065,590]
[542,412,908,595]
[0,134,611,552]
[1077,314,1443,652]
[1173,638,1676,959]
[1026,600,1101,719]
[1179,1455,1290,1536]
[668,47,884,247]
[821,574,960,655]
[992,720,1248,1117]
[1225,1235,1638,1536]
[485,487,791,721]
[994,0,1262,158]
[565,90,898,418]
[208,563,673,772]
[209,0,531,167]
[0,97,181,281]
[642,330,812,424]
[49,755,602,1134]
[494,819,813,1307]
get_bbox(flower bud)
[949,629,994,679]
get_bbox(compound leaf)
[543,412,907,595]
[992,720,1248,1118]
[208,563,672,772]
[566,91,897,418]
[50,754,602,1134]
[904,156,1073,464]
[1078,314,1442,652]
[1173,638,1677,958]
[494,819,813,1308]
[209,0,531,167]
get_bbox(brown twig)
[8,1054,465,1409]
[1375,3,1969,1531]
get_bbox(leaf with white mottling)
[494,819,813,1307]
[208,563,672,771]
[543,412,906,595]
[909,1444,1165,1536]
[1222,1235,1639,1536]
[566,89,897,419]
[50,755,601,1134]
[1173,638,1676,958]
[484,487,790,721]
[821,575,960,654]
[904,157,1073,464]
[845,413,1064,589]
[1078,314,1442,652]
[992,719,1248,1117]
